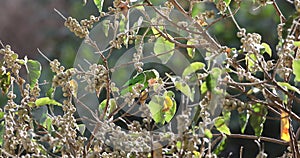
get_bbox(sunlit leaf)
[224,0,231,6]
[277,82,300,94]
[193,151,201,158]
[26,59,41,89]
[239,111,250,133]
[35,97,62,107]
[214,117,231,135]
[0,72,11,94]
[154,36,175,64]
[98,98,117,118]
[293,41,300,47]
[69,79,78,97]
[148,95,165,124]
[261,42,272,57]
[213,136,227,155]
[281,110,290,142]
[187,39,197,58]
[42,116,53,131]
[204,129,213,139]
[78,124,86,136]
[93,0,104,13]
[246,53,257,72]
[121,69,159,95]
[200,81,207,94]
[163,92,176,123]
[0,122,4,146]
[292,59,300,82]
[175,81,194,102]
[182,62,205,77]
[46,87,55,99]
[176,141,182,149]
[249,103,267,137]
[0,112,4,119]
[206,68,221,93]
[222,110,231,125]
[191,3,203,18]
[102,20,110,37]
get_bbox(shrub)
[0,0,299,157]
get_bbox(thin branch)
[37,48,51,63]
[218,134,289,145]
[0,40,4,48]
[54,8,67,21]
[271,0,286,23]
[228,6,241,31]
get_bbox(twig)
[0,40,4,48]
[54,8,67,21]
[239,146,244,158]
[228,6,241,31]
[37,48,51,62]
[217,134,289,145]
[271,0,286,23]
[1,149,17,158]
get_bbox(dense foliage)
[0,0,300,157]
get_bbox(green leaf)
[239,111,250,133]
[0,112,4,119]
[293,59,300,82]
[148,95,165,124]
[46,87,55,99]
[99,99,107,112]
[98,99,117,118]
[35,97,62,107]
[191,3,203,18]
[154,36,175,64]
[206,68,221,93]
[200,81,207,94]
[246,53,257,72]
[182,62,205,77]
[222,110,231,125]
[187,39,197,58]
[213,136,227,155]
[224,0,231,6]
[261,43,272,57]
[78,124,86,135]
[69,79,78,97]
[0,72,11,94]
[175,81,194,102]
[204,129,213,139]
[42,116,53,131]
[93,0,104,13]
[102,20,110,37]
[249,103,267,137]
[278,82,300,94]
[26,59,41,89]
[293,41,300,47]
[121,69,159,95]
[151,26,162,38]
[214,117,231,135]
[164,92,176,123]
[176,141,182,149]
[0,121,4,146]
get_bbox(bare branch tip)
[0,40,4,48]
[37,48,51,62]
[54,8,67,20]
